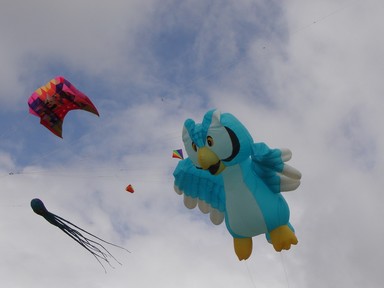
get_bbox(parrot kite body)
[173,110,301,260]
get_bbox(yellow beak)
[197,147,226,175]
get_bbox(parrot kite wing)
[173,157,226,225]
[250,143,302,194]
[28,76,99,138]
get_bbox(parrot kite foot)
[269,225,298,252]
[234,237,253,260]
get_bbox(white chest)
[223,165,267,237]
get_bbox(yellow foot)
[234,237,253,261]
[269,225,298,252]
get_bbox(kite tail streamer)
[30,198,129,272]
[54,216,121,269]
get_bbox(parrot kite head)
[182,109,254,175]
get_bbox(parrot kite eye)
[207,136,214,147]
[192,142,197,152]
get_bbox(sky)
[1,0,383,287]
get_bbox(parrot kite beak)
[198,147,226,175]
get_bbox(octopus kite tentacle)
[53,214,127,266]
[31,198,129,272]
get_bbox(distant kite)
[28,76,99,138]
[172,149,184,160]
[31,198,129,271]
[125,184,134,193]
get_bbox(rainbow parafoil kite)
[172,149,184,160]
[173,110,301,260]
[28,76,99,138]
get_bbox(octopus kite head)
[31,198,49,216]
[182,110,254,175]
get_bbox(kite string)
[242,253,292,288]
[244,260,258,288]
[280,252,291,288]
[290,0,359,36]
[0,123,94,178]
[0,113,30,141]
[2,124,180,178]
[235,207,295,288]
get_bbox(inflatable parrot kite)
[173,110,301,260]
[28,76,99,138]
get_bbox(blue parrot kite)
[173,110,301,260]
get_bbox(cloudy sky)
[1,0,383,287]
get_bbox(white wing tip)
[210,208,224,225]
[198,199,210,214]
[183,195,197,209]
[282,164,302,180]
[280,148,292,161]
[174,184,183,195]
[175,185,224,225]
